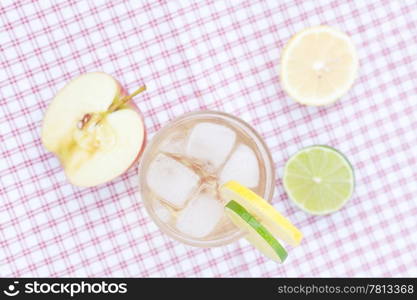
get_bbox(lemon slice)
[283,145,354,215]
[281,25,358,106]
[220,181,303,246]
[225,200,288,263]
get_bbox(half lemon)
[281,25,358,106]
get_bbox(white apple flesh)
[41,72,146,187]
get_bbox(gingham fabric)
[1,0,417,277]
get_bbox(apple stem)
[83,85,146,128]
[108,85,147,114]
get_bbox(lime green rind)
[225,200,288,262]
[315,145,355,178]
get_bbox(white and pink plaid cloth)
[1,0,417,277]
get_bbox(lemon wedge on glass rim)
[220,181,302,263]
[280,25,358,106]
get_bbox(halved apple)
[41,72,146,187]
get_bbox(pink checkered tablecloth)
[1,0,417,277]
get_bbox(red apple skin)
[117,83,147,169]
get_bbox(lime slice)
[225,200,288,263]
[281,26,358,106]
[283,145,354,215]
[220,181,302,246]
